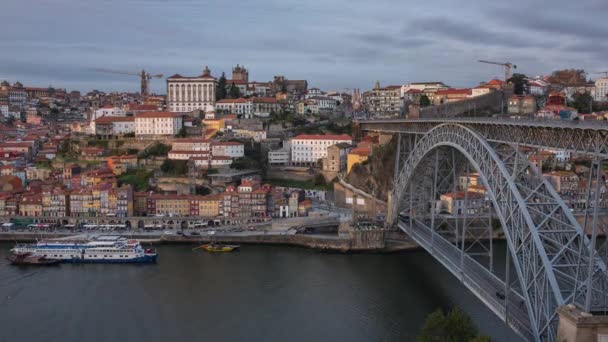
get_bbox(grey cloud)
[406,17,548,49]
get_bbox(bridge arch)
[393,123,606,341]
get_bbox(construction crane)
[596,71,608,78]
[478,60,517,82]
[94,68,163,97]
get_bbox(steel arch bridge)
[387,123,608,341]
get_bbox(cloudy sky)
[1,0,607,93]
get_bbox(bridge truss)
[388,123,608,341]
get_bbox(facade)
[251,97,280,117]
[166,66,217,113]
[347,147,372,174]
[211,142,244,158]
[434,88,472,104]
[94,116,135,136]
[363,83,402,116]
[439,191,486,215]
[323,143,351,173]
[215,98,252,117]
[134,112,183,136]
[508,95,537,115]
[291,134,353,165]
[220,180,271,223]
[171,138,210,152]
[595,78,608,102]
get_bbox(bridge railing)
[400,218,534,340]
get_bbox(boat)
[10,235,158,264]
[7,252,61,266]
[197,243,240,252]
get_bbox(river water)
[0,243,522,341]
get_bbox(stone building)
[166,66,217,113]
[363,82,402,116]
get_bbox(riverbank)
[0,231,419,253]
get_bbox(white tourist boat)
[10,235,157,264]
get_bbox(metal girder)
[392,123,608,342]
[358,118,608,158]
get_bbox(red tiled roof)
[436,88,472,96]
[486,79,505,86]
[293,134,352,141]
[128,104,158,111]
[95,116,134,123]
[217,98,249,104]
[350,147,372,156]
[135,111,181,118]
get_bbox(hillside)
[345,136,396,201]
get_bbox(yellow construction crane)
[478,60,517,82]
[94,68,163,97]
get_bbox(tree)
[417,308,490,342]
[508,73,528,95]
[419,95,431,107]
[570,91,594,114]
[175,127,187,137]
[228,82,241,99]
[216,72,227,101]
[548,69,587,87]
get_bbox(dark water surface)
[0,243,522,341]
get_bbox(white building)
[305,87,324,99]
[171,138,210,152]
[268,150,290,165]
[211,142,245,158]
[595,78,608,102]
[291,134,353,164]
[215,98,252,118]
[92,105,126,121]
[166,66,217,113]
[168,150,210,160]
[135,112,183,136]
[308,96,337,110]
[545,149,572,163]
[93,116,135,136]
[0,102,8,117]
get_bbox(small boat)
[7,252,61,266]
[197,243,240,252]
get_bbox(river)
[0,243,522,341]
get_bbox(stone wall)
[409,89,510,119]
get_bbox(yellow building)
[199,194,220,217]
[347,147,372,174]
[19,194,42,217]
[203,118,224,132]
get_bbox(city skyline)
[2,0,608,93]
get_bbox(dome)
[1,80,9,87]
[13,81,23,88]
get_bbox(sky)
[1,0,607,94]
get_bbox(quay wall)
[0,231,414,253]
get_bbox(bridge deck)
[399,218,533,341]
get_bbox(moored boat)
[7,252,61,266]
[198,243,240,252]
[10,235,158,264]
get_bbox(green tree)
[570,92,594,114]
[419,94,431,107]
[228,82,241,99]
[216,72,227,101]
[417,308,490,342]
[175,127,187,137]
[508,73,529,95]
